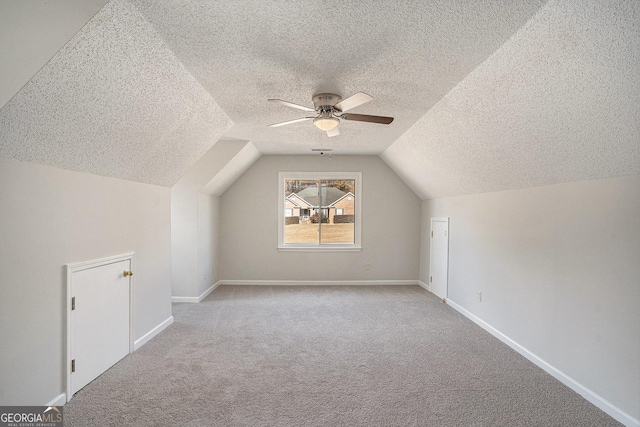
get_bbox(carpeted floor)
[64,285,619,426]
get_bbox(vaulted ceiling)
[1,0,638,198]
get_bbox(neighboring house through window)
[278,172,362,250]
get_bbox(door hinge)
[71,359,75,373]
[71,297,75,310]
[430,276,432,283]
[431,231,433,237]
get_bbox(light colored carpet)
[64,285,619,426]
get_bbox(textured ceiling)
[382,0,640,199]
[0,0,232,187]
[0,0,108,109]
[0,0,637,197]
[129,0,547,155]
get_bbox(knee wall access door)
[66,253,134,401]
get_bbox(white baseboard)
[446,299,639,427]
[47,393,66,407]
[219,280,419,286]
[417,280,429,291]
[171,296,200,303]
[198,281,220,301]
[172,281,221,303]
[133,315,174,351]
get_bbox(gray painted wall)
[220,155,421,282]
[421,175,640,421]
[0,158,172,405]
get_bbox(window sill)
[277,245,362,252]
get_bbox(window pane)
[319,179,355,244]
[284,179,319,244]
[280,173,360,249]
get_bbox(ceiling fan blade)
[268,99,315,112]
[326,127,340,137]
[334,92,373,112]
[341,113,394,125]
[268,117,314,127]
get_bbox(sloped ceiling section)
[382,0,640,200]
[0,0,109,109]
[201,142,261,196]
[0,0,232,187]
[129,0,547,155]
[174,139,253,192]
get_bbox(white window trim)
[278,172,362,251]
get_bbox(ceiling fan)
[267,92,394,137]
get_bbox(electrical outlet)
[478,291,482,302]
[365,262,371,271]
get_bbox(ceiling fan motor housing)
[313,93,342,111]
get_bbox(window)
[278,172,362,251]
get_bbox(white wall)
[198,194,221,295]
[171,140,255,299]
[421,175,640,423]
[171,183,199,297]
[0,158,172,405]
[220,155,421,282]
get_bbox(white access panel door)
[68,255,133,399]
[429,218,449,300]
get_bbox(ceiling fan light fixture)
[313,116,339,131]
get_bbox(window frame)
[278,172,362,251]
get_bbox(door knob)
[123,270,133,277]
